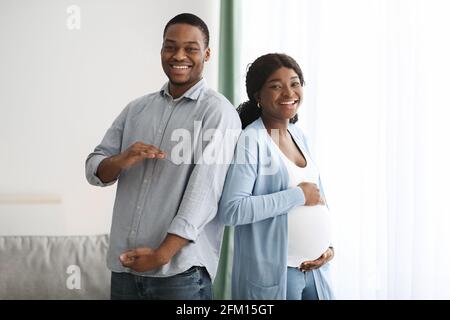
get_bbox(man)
[85,13,241,300]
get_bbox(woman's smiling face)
[257,67,303,122]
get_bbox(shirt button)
[143,179,148,183]
[137,205,141,210]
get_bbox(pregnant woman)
[218,53,335,300]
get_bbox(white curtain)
[239,0,450,299]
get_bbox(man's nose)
[173,48,186,60]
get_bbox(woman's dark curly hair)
[237,53,305,129]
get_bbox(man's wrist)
[154,247,170,266]
[110,154,125,170]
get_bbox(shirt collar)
[160,78,206,101]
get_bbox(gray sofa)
[0,234,110,299]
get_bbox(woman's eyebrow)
[267,76,299,83]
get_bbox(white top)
[274,140,332,267]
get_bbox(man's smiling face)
[161,23,210,97]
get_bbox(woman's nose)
[282,86,295,98]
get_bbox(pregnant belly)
[288,205,332,264]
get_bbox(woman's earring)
[257,102,261,109]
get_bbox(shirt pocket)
[242,255,282,288]
[245,279,281,299]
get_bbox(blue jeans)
[110,266,213,300]
[286,267,319,300]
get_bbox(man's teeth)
[172,65,190,69]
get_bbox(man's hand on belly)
[119,234,189,272]
[119,247,168,272]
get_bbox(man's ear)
[204,47,211,62]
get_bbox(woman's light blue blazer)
[218,117,334,300]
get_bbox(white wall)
[0,0,220,235]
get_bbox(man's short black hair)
[163,13,210,47]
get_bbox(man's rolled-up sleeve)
[85,105,129,187]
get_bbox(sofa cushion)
[0,234,110,300]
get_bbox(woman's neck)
[261,116,290,138]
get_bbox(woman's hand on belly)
[298,182,324,206]
[299,247,334,272]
